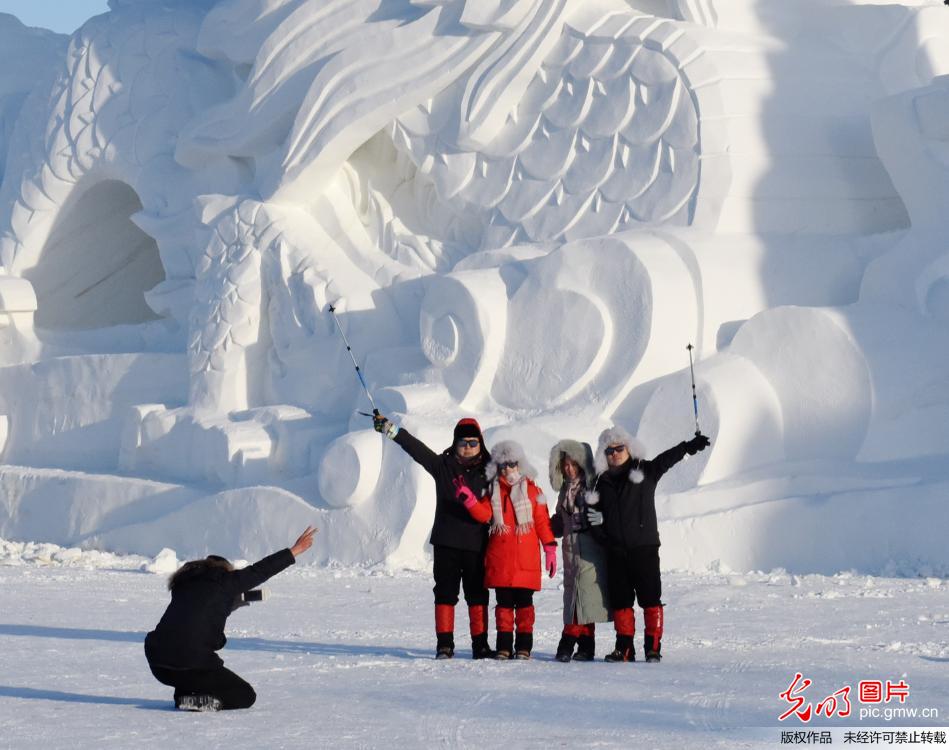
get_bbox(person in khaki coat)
[548,439,612,662]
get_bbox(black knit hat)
[453,417,483,443]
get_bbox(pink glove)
[452,476,478,508]
[544,544,557,578]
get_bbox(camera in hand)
[232,588,269,610]
[572,497,592,533]
[571,490,602,533]
[242,588,268,603]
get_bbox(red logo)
[779,674,910,723]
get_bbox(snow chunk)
[142,547,180,575]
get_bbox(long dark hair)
[168,555,233,591]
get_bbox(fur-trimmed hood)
[548,439,595,491]
[486,440,537,482]
[168,556,233,590]
[595,425,647,482]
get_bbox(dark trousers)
[607,545,661,610]
[495,587,534,608]
[432,544,489,606]
[149,663,256,710]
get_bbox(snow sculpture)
[0,0,947,574]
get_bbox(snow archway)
[23,180,165,331]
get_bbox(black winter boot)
[644,634,662,663]
[604,635,635,662]
[514,632,533,660]
[555,634,577,663]
[471,632,496,660]
[175,694,222,712]
[435,632,455,660]
[573,634,595,661]
[495,631,514,659]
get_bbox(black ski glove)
[685,433,711,455]
[373,413,398,439]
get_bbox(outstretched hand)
[373,412,398,439]
[686,433,711,455]
[290,525,318,557]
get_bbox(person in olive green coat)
[548,439,611,662]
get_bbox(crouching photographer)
[144,526,317,711]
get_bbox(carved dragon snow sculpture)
[176,0,724,415]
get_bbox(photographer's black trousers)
[149,663,256,710]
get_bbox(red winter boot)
[435,604,455,660]
[605,608,635,662]
[644,605,664,662]
[495,607,515,659]
[514,606,535,659]
[575,623,596,662]
[557,620,583,663]
[468,605,495,659]
[468,605,488,637]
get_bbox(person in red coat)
[455,440,557,659]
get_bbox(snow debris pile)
[0,537,179,573]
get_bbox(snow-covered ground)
[1,542,946,749]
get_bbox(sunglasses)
[604,445,627,456]
[457,439,480,448]
[499,461,519,470]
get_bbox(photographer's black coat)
[144,549,295,669]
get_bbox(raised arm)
[228,526,316,593]
[393,430,441,476]
[649,434,710,481]
[374,412,441,476]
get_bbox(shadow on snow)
[0,685,169,710]
[0,623,429,660]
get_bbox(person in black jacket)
[374,413,494,660]
[588,426,709,663]
[144,526,316,710]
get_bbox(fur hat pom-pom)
[585,490,600,506]
[629,468,645,484]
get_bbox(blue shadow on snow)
[0,623,428,660]
[0,685,169,710]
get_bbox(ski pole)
[328,304,379,418]
[686,343,701,436]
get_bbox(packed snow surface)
[1,543,946,749]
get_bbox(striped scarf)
[490,474,534,536]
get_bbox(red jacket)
[467,478,555,591]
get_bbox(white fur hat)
[486,440,537,481]
[595,425,647,481]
